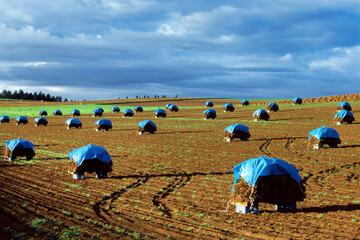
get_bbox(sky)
[0,0,359,100]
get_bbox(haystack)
[292,97,303,105]
[202,109,216,119]
[252,109,269,121]
[111,106,120,113]
[122,108,134,117]
[134,106,143,113]
[241,99,249,106]
[223,103,235,112]
[34,117,48,126]
[308,126,341,149]
[15,116,28,125]
[92,108,103,117]
[266,102,279,112]
[165,103,171,109]
[0,115,10,124]
[154,108,166,118]
[65,118,82,129]
[53,110,62,116]
[94,118,112,131]
[230,156,306,213]
[205,101,214,108]
[71,109,81,117]
[337,102,352,111]
[168,104,179,112]
[334,110,355,125]
[137,119,157,135]
[68,144,112,179]
[5,138,35,161]
[224,123,250,142]
[39,110,48,116]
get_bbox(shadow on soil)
[340,144,360,148]
[251,137,308,141]
[156,130,209,135]
[110,171,233,180]
[303,204,360,213]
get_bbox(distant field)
[0,98,359,239]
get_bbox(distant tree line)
[0,89,66,102]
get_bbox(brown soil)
[0,98,359,239]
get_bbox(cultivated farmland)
[0,98,359,239]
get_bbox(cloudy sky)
[0,0,359,100]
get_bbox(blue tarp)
[98,108,104,113]
[123,108,134,114]
[293,97,302,102]
[224,123,249,134]
[154,108,166,114]
[92,108,102,114]
[40,110,47,115]
[71,109,80,114]
[169,104,178,110]
[308,126,340,140]
[337,102,351,109]
[252,109,267,117]
[232,156,301,189]
[66,118,81,125]
[15,116,27,121]
[112,106,120,111]
[134,106,143,110]
[334,110,354,120]
[53,110,62,114]
[95,118,112,126]
[268,102,278,107]
[203,109,216,114]
[138,119,156,128]
[0,115,10,121]
[6,138,34,152]
[223,103,234,108]
[241,99,249,103]
[205,101,213,106]
[69,144,111,166]
[34,117,47,123]
[166,103,172,108]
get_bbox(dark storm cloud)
[0,0,359,100]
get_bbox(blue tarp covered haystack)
[165,103,171,109]
[40,110,48,116]
[337,101,352,111]
[266,102,279,112]
[308,126,341,148]
[168,104,179,112]
[224,123,250,141]
[241,99,249,106]
[34,117,48,126]
[334,110,355,124]
[203,109,216,119]
[66,118,82,129]
[15,116,28,124]
[292,97,302,105]
[71,109,81,116]
[0,115,10,123]
[68,144,112,178]
[137,119,157,134]
[205,101,214,107]
[154,108,166,118]
[252,109,269,121]
[94,118,112,131]
[122,108,134,117]
[98,108,104,113]
[223,103,235,112]
[53,110,62,116]
[5,138,35,160]
[111,106,120,113]
[92,108,103,117]
[230,156,305,207]
[134,106,143,112]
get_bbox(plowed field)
[0,99,359,239]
